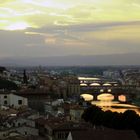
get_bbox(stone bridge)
[80,85,138,102]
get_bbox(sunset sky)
[0,0,140,59]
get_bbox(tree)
[82,105,102,125]
[82,106,140,138]
[0,78,18,90]
[122,110,140,130]
[0,66,6,73]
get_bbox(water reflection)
[97,93,114,101]
[81,94,140,115]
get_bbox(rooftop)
[69,128,139,140]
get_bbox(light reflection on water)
[91,101,140,116]
[81,94,140,115]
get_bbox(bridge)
[80,84,138,102]
[78,76,138,102]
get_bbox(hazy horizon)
[0,53,140,66]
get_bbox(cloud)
[0,0,140,59]
[1,0,140,30]
[0,30,45,57]
[26,20,140,43]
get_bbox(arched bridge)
[80,84,138,102]
[80,93,127,102]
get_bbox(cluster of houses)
[0,67,140,139]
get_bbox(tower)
[23,69,28,84]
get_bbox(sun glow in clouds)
[5,22,30,30]
[0,0,140,31]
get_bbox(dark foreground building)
[67,128,139,140]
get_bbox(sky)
[0,0,140,59]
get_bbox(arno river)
[79,76,140,115]
[81,94,140,116]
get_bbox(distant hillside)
[0,53,140,66]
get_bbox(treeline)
[82,106,140,138]
[0,78,18,90]
[0,66,6,73]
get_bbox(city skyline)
[0,0,140,65]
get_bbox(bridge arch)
[90,83,101,86]
[80,83,88,86]
[103,83,112,86]
[97,93,114,101]
[80,94,94,101]
[118,94,126,102]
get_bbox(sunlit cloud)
[45,37,56,44]
[5,22,30,30]
[0,0,140,30]
[132,3,140,8]
[54,21,69,26]
[25,31,46,36]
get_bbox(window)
[4,95,7,98]
[13,123,15,127]
[3,134,5,137]
[65,133,68,138]
[18,100,22,105]
[18,123,20,127]
[4,100,7,105]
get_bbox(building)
[67,128,139,140]
[0,125,39,139]
[35,117,90,140]
[0,106,40,140]
[0,93,28,108]
[69,105,84,122]
[66,77,80,97]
